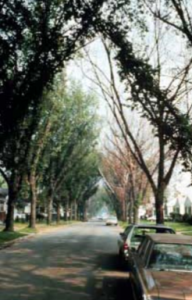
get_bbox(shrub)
[170,213,183,222]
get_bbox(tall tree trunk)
[155,185,165,224]
[69,203,72,221]
[74,199,77,220]
[47,191,53,225]
[133,205,139,224]
[4,179,18,232]
[128,199,133,224]
[83,205,87,221]
[29,173,37,229]
[156,130,165,224]
[56,202,60,224]
[122,198,127,222]
[64,200,69,221]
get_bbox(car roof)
[130,223,174,229]
[146,233,192,244]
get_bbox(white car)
[106,216,118,226]
[147,215,156,221]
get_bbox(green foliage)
[0,0,110,146]
[0,232,26,245]
[38,74,100,208]
[88,188,115,217]
[0,175,7,188]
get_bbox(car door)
[130,238,152,300]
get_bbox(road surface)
[0,222,132,300]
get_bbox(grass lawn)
[0,231,27,245]
[119,221,192,236]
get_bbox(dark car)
[129,234,192,300]
[118,224,175,264]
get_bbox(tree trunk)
[56,202,60,224]
[128,199,133,224]
[74,200,77,220]
[156,127,165,225]
[64,200,69,221]
[47,192,53,225]
[133,205,139,224]
[29,173,37,229]
[4,180,18,232]
[83,205,87,221]
[155,187,164,224]
[69,203,72,221]
[122,198,127,222]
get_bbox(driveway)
[0,222,131,300]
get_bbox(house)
[164,199,174,217]
[173,197,185,215]
[0,189,31,221]
[164,192,186,216]
[138,205,146,218]
[184,197,192,215]
[14,200,31,220]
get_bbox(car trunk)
[151,270,192,300]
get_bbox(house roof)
[185,196,192,206]
[174,197,186,206]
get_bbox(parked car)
[147,215,172,222]
[129,234,192,300]
[118,224,175,264]
[146,215,156,221]
[106,216,118,226]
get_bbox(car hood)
[147,270,192,300]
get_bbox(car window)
[124,226,132,237]
[138,237,149,256]
[148,243,192,271]
[131,228,149,248]
[143,241,153,266]
[130,227,174,249]
[136,227,174,234]
[155,228,175,234]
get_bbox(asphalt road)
[0,222,132,300]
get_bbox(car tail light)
[123,243,129,250]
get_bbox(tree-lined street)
[0,222,130,300]
[1,1,192,298]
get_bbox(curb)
[0,233,36,250]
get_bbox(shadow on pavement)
[0,228,133,300]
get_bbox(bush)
[188,217,192,225]
[183,213,190,222]
[170,213,183,222]
[182,213,192,224]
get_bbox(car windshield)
[109,217,117,220]
[148,243,192,271]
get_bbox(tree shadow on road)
[0,231,133,300]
